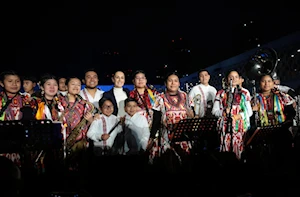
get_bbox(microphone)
[227,79,234,109]
[230,79,234,93]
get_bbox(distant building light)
[278,59,280,61]
[243,24,247,27]
[187,50,190,52]
[297,49,300,52]
[291,54,294,57]
[257,44,260,47]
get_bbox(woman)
[34,73,65,174]
[212,70,253,160]
[152,72,194,171]
[59,77,94,169]
[129,70,161,149]
[102,70,130,117]
[250,74,295,171]
[35,74,64,121]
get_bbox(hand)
[101,134,110,141]
[252,105,258,112]
[93,113,101,120]
[84,111,93,123]
[119,116,126,126]
[146,138,154,151]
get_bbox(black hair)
[198,69,210,76]
[65,76,81,86]
[23,75,37,83]
[98,97,113,108]
[164,71,180,83]
[39,73,57,87]
[124,97,137,106]
[132,70,146,80]
[0,70,20,82]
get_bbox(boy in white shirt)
[123,97,150,155]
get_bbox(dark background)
[1,1,299,84]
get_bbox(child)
[123,97,150,155]
[87,97,123,156]
[22,75,37,96]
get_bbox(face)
[112,71,125,88]
[58,78,67,91]
[43,79,58,99]
[23,80,36,93]
[1,75,21,96]
[260,75,274,92]
[100,100,114,116]
[125,101,137,117]
[199,71,210,85]
[84,71,98,89]
[67,78,81,96]
[227,71,240,87]
[166,74,180,94]
[133,73,147,89]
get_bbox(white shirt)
[188,83,217,117]
[87,114,122,148]
[80,88,104,109]
[124,112,150,151]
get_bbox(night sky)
[1,1,299,84]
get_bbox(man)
[80,68,104,110]
[188,69,217,118]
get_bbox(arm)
[127,115,150,150]
[212,91,223,117]
[87,119,103,142]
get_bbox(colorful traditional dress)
[212,87,253,159]
[0,92,38,166]
[60,95,94,146]
[256,91,294,127]
[129,86,160,129]
[152,90,193,160]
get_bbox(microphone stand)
[224,80,235,153]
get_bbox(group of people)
[0,67,297,176]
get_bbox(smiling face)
[260,75,274,93]
[227,71,240,88]
[112,71,125,88]
[42,79,58,100]
[67,78,81,96]
[133,72,147,89]
[100,100,114,116]
[125,100,137,117]
[165,74,180,94]
[199,70,210,86]
[84,71,98,89]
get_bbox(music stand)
[0,120,24,153]
[245,124,282,146]
[171,117,219,151]
[23,119,63,150]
